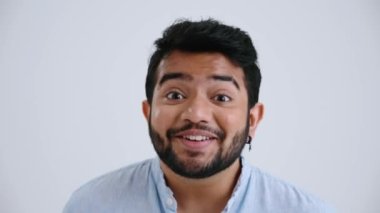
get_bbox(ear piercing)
[246,136,252,151]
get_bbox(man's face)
[143,50,262,179]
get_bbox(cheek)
[218,110,247,134]
[223,114,235,125]
[150,107,163,128]
[152,108,161,119]
[150,106,177,130]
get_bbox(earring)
[246,136,252,151]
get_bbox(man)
[64,19,333,212]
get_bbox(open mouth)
[181,135,214,142]
[174,129,218,150]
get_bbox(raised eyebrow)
[158,72,192,86]
[209,75,240,90]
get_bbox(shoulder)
[74,158,154,195]
[63,158,156,212]
[246,166,335,212]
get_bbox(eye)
[166,91,185,100]
[213,94,232,102]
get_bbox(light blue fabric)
[63,157,335,213]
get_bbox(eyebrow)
[158,72,240,90]
[158,72,192,86]
[209,75,240,90]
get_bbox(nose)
[180,95,212,124]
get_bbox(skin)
[143,50,264,213]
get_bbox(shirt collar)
[150,156,252,212]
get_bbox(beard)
[148,118,249,179]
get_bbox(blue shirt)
[63,157,334,213]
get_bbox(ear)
[248,103,264,138]
[142,100,151,121]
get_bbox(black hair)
[145,18,261,108]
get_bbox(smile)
[174,129,218,150]
[182,135,212,142]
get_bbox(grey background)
[1,0,379,212]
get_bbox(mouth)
[174,129,217,150]
[181,135,214,141]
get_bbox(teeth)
[184,135,210,141]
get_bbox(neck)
[160,159,241,213]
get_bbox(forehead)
[156,50,245,83]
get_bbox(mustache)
[166,122,226,141]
